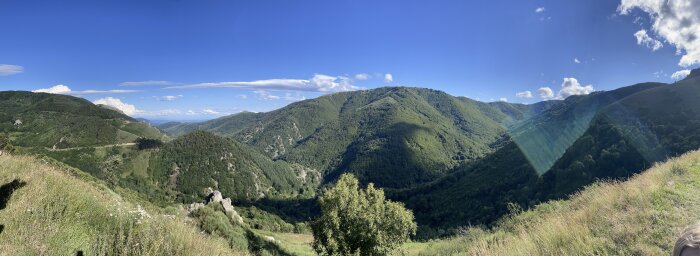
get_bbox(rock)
[221,198,234,212]
[210,191,223,203]
[205,187,214,195]
[187,202,205,213]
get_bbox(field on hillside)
[0,154,244,255]
[412,150,700,255]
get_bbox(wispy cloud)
[166,74,361,93]
[0,64,23,76]
[516,91,533,98]
[574,58,581,64]
[33,84,139,95]
[354,73,370,80]
[119,80,175,86]
[155,95,183,101]
[535,7,545,13]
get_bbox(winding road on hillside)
[45,143,136,152]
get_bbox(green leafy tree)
[312,174,417,256]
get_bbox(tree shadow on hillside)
[243,197,319,223]
[0,179,27,235]
[1,179,26,210]
[324,122,440,189]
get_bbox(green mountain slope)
[0,154,242,255]
[415,150,700,255]
[396,72,700,237]
[144,131,320,203]
[161,87,552,188]
[0,91,166,149]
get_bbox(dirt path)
[45,143,136,152]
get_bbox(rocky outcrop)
[188,187,244,224]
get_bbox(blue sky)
[1,0,698,120]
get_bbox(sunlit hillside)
[0,154,244,255]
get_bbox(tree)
[311,174,417,256]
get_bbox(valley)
[2,68,700,255]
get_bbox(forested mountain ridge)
[160,87,556,188]
[0,91,166,149]
[392,72,700,237]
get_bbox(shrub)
[311,174,417,256]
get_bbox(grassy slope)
[0,154,244,255]
[415,150,700,255]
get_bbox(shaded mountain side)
[393,77,700,237]
[145,131,320,203]
[0,91,166,148]
[161,87,554,188]
[415,150,700,255]
[508,82,666,174]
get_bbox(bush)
[311,174,417,256]
[135,137,163,150]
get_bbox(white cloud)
[354,73,370,80]
[671,69,691,80]
[535,7,546,13]
[253,90,281,100]
[516,91,533,98]
[166,74,361,93]
[237,94,248,99]
[633,29,663,51]
[120,80,175,86]
[538,87,555,99]
[574,58,581,64]
[0,64,23,76]
[32,84,72,94]
[558,78,594,99]
[157,95,183,101]
[384,73,393,83]
[93,97,141,116]
[32,84,139,95]
[499,97,508,102]
[619,0,700,66]
[202,109,220,115]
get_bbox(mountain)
[144,130,320,203]
[393,72,700,237]
[0,91,166,149]
[414,149,700,255]
[160,87,555,188]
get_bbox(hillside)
[0,91,166,149]
[0,154,242,255]
[145,131,320,203]
[392,74,700,237]
[414,150,700,255]
[160,87,554,188]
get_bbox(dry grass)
[417,150,700,256]
[0,154,245,255]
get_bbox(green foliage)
[311,174,416,256]
[147,130,318,203]
[0,91,166,148]
[191,205,250,251]
[135,137,163,150]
